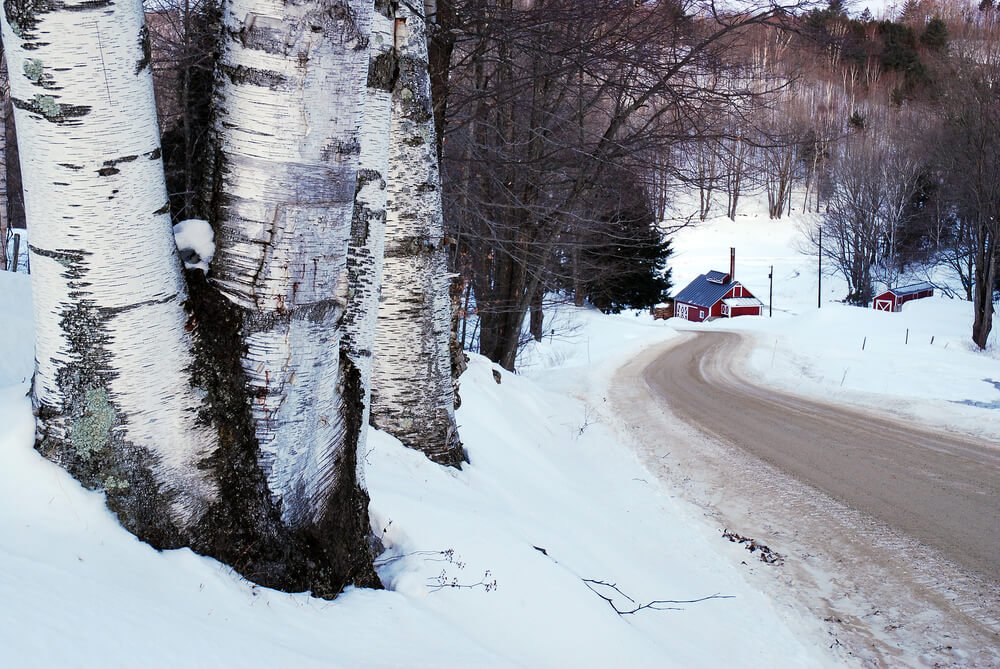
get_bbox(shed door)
[676,303,689,320]
[874,298,893,312]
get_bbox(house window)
[699,310,705,319]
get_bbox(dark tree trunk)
[529,287,543,342]
[427,0,455,164]
[972,244,997,349]
[5,96,24,230]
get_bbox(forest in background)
[2,0,998,358]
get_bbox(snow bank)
[4,189,994,667]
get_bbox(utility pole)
[769,265,773,317]
[817,226,822,309]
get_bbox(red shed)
[873,282,934,312]
[673,250,763,322]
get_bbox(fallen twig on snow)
[581,578,733,615]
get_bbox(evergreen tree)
[580,184,672,314]
[878,20,928,94]
[899,0,923,24]
[920,17,949,53]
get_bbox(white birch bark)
[343,1,395,454]
[371,3,464,466]
[0,47,8,272]
[0,0,218,529]
[211,0,374,528]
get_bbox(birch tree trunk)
[0,0,219,540]
[203,0,380,592]
[372,2,464,467]
[0,46,8,272]
[344,0,396,431]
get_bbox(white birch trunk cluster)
[371,1,464,466]
[0,0,220,532]
[210,0,373,528]
[4,0,464,597]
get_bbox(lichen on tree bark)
[1,0,220,541]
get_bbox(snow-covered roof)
[705,270,730,284]
[883,282,934,297]
[723,297,762,308]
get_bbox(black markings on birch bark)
[202,0,381,594]
[371,0,464,467]
[367,50,398,92]
[373,0,393,18]
[219,63,289,90]
[12,95,90,124]
[135,25,151,74]
[4,0,114,44]
[183,272,380,594]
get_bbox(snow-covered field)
[2,192,998,667]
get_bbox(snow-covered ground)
[2,192,998,667]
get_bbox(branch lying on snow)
[428,569,498,593]
[581,579,733,615]
[374,548,465,569]
[722,529,784,565]
[531,545,733,615]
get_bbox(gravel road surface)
[644,331,1000,580]
[608,332,1000,666]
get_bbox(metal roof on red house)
[674,272,738,308]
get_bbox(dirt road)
[646,331,1000,580]
[608,332,1000,666]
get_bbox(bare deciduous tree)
[440,0,806,370]
[933,61,1000,348]
[809,112,923,305]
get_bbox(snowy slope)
[0,269,834,667]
